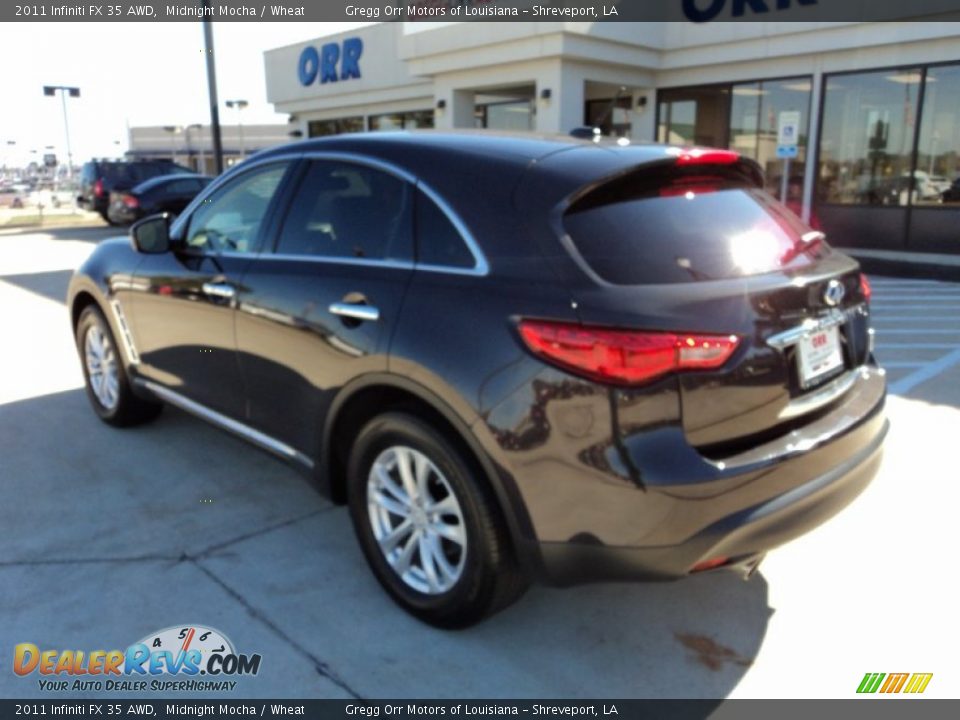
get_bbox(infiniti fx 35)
[68,132,887,627]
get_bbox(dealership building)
[264,21,960,255]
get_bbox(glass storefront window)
[585,98,632,137]
[307,117,364,137]
[732,78,811,201]
[818,68,921,206]
[368,110,435,132]
[657,78,811,204]
[916,64,960,206]
[480,101,534,131]
[657,86,729,148]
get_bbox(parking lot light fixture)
[42,85,80,179]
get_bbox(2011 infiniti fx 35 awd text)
[68,132,887,627]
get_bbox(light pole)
[43,85,79,179]
[225,99,248,161]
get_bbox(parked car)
[0,186,27,208]
[77,159,196,224]
[107,174,213,226]
[67,133,887,627]
[941,177,960,203]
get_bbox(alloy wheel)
[367,445,467,594]
[84,324,119,410]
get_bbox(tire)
[347,412,527,628]
[75,305,162,427]
[12,199,22,209]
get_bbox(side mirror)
[130,214,171,254]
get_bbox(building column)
[802,71,824,225]
[631,89,656,142]
[435,89,474,130]
[536,62,583,135]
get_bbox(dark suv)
[67,133,887,627]
[77,159,195,223]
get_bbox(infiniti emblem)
[823,279,846,307]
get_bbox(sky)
[0,21,371,168]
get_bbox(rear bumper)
[534,417,885,585]
[508,366,887,586]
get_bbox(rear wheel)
[76,305,162,426]
[347,412,527,628]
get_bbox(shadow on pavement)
[2,270,73,305]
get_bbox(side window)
[166,178,201,194]
[415,189,475,269]
[186,163,288,254]
[274,160,412,261]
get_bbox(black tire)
[347,412,527,628]
[75,305,162,427]
[12,198,22,209]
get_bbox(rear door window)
[274,160,412,262]
[563,178,829,285]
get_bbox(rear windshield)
[563,177,829,285]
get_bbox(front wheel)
[76,305,162,426]
[347,413,527,628]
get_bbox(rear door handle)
[202,282,236,300]
[329,302,380,323]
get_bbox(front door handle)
[202,282,236,300]
[329,302,380,323]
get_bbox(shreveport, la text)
[345,706,617,717]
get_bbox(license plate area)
[797,325,844,389]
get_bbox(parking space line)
[871,329,960,335]
[888,347,960,395]
[875,343,959,349]
[873,315,957,322]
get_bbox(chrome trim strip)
[300,151,418,184]
[766,308,847,350]
[201,282,236,299]
[136,380,314,469]
[777,369,858,420]
[329,303,380,322]
[109,299,140,365]
[262,253,415,270]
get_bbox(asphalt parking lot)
[1,225,958,700]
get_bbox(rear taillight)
[692,556,730,573]
[859,273,872,303]
[518,320,740,386]
[94,179,104,197]
[121,194,139,209]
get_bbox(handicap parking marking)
[869,276,960,396]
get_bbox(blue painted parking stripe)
[871,329,960,335]
[889,347,960,395]
[871,316,959,321]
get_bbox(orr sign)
[298,38,363,87]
